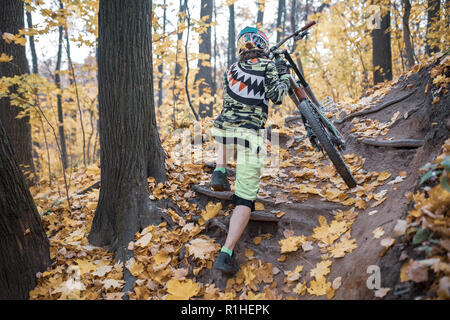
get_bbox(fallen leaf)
[253,236,262,245]
[393,219,407,237]
[254,202,265,211]
[102,279,124,291]
[166,279,200,300]
[310,260,332,280]
[135,232,152,248]
[332,277,342,290]
[92,265,112,277]
[374,287,390,298]
[307,276,332,296]
[372,227,385,239]
[279,235,306,253]
[186,237,218,259]
[380,237,395,248]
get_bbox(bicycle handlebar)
[299,20,316,32]
[269,20,316,52]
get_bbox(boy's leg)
[215,139,264,274]
[223,205,251,251]
[215,142,227,170]
[210,127,233,191]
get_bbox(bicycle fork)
[287,76,323,153]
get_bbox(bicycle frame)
[270,25,345,148]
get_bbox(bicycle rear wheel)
[298,100,357,188]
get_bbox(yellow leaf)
[310,260,332,280]
[0,53,13,63]
[377,171,391,182]
[254,202,265,211]
[129,261,144,277]
[186,237,218,260]
[285,265,304,282]
[2,32,14,44]
[135,232,152,248]
[372,227,385,239]
[293,282,307,296]
[279,235,306,253]
[166,279,200,300]
[201,201,222,221]
[307,276,332,296]
[253,236,262,245]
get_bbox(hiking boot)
[210,170,231,191]
[213,251,239,275]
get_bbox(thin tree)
[425,0,441,55]
[88,0,167,266]
[227,1,236,67]
[371,0,392,84]
[55,0,69,170]
[172,0,187,127]
[0,0,34,177]
[157,0,167,109]
[401,0,415,67]
[276,0,286,43]
[290,0,305,76]
[195,0,214,118]
[64,19,87,168]
[25,9,38,75]
[256,0,265,28]
[0,119,50,299]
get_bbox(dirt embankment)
[332,57,449,299]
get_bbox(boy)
[211,26,290,275]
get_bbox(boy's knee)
[232,194,255,211]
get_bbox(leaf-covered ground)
[29,54,449,300]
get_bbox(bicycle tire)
[298,100,357,188]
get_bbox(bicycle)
[269,21,358,189]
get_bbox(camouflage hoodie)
[213,58,290,131]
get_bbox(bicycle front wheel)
[298,100,357,188]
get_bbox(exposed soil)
[192,57,449,299]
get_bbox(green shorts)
[211,126,266,204]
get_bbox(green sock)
[221,246,233,257]
[214,167,226,174]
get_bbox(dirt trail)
[194,56,449,299]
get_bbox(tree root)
[360,138,424,148]
[77,180,100,195]
[191,184,273,206]
[335,89,417,124]
[285,115,303,125]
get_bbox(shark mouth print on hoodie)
[226,62,268,106]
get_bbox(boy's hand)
[275,59,290,76]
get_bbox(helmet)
[237,27,269,55]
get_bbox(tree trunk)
[256,0,265,28]
[172,0,187,125]
[0,0,34,177]
[425,0,441,55]
[227,3,236,67]
[157,0,167,108]
[212,0,217,94]
[290,0,305,76]
[55,0,69,171]
[89,0,166,263]
[195,0,214,118]
[371,1,392,85]
[276,0,286,43]
[0,120,50,299]
[25,11,38,75]
[401,0,415,67]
